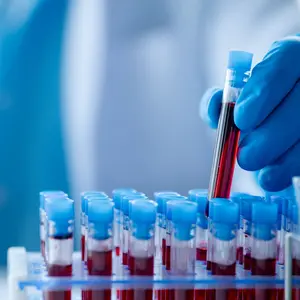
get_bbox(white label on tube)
[88,238,113,252]
[123,229,129,253]
[81,225,85,236]
[40,224,46,242]
[48,238,73,265]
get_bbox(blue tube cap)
[113,189,138,210]
[45,197,74,221]
[131,200,157,240]
[121,192,147,216]
[85,195,111,216]
[241,196,263,221]
[81,191,108,213]
[154,192,180,214]
[211,199,239,225]
[188,189,207,202]
[195,194,208,215]
[171,201,197,241]
[40,191,67,210]
[162,195,187,216]
[208,198,229,219]
[252,202,278,225]
[227,50,253,71]
[292,204,298,225]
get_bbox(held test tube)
[207,51,253,208]
[170,201,197,300]
[127,200,157,300]
[40,191,66,260]
[112,188,136,256]
[86,200,114,300]
[44,197,74,300]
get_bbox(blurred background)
[0,0,299,267]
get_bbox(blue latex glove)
[200,36,300,192]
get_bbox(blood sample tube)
[246,201,278,300]
[155,192,180,266]
[84,193,110,264]
[207,51,253,211]
[188,189,207,202]
[112,188,137,257]
[127,200,157,300]
[44,197,74,300]
[195,193,208,262]
[269,195,283,261]
[39,191,66,260]
[85,200,114,300]
[120,192,147,266]
[210,199,239,300]
[170,201,197,300]
[241,196,263,270]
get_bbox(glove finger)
[257,140,300,192]
[238,80,300,171]
[234,36,300,131]
[199,87,222,129]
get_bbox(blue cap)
[166,200,187,221]
[45,197,74,236]
[188,189,207,202]
[172,201,197,241]
[40,191,67,210]
[113,189,138,210]
[88,201,114,240]
[227,50,253,71]
[81,191,108,213]
[252,202,277,240]
[211,199,239,225]
[154,192,180,213]
[162,195,187,216]
[208,198,228,219]
[129,198,147,218]
[195,194,208,215]
[292,204,298,225]
[121,192,147,216]
[241,196,263,221]
[130,200,157,240]
[85,196,112,217]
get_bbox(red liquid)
[86,250,112,300]
[116,246,120,256]
[128,256,154,300]
[206,102,240,216]
[165,246,171,271]
[167,289,194,300]
[162,238,166,265]
[123,252,128,265]
[242,288,278,300]
[194,289,205,299]
[237,247,243,265]
[45,264,72,300]
[41,240,46,259]
[81,234,85,262]
[196,247,207,261]
[207,262,236,300]
[207,260,212,270]
[292,259,300,300]
[251,258,276,276]
[211,262,236,276]
[243,253,251,270]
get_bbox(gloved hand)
[200,36,300,192]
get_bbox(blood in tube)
[81,234,85,262]
[165,245,171,271]
[86,250,112,300]
[162,238,166,265]
[196,248,207,261]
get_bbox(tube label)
[48,238,73,265]
[88,238,113,252]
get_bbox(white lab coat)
[62,0,300,201]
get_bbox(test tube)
[170,201,197,300]
[39,191,67,260]
[112,188,137,256]
[164,195,187,271]
[188,189,207,202]
[155,192,180,266]
[127,200,157,300]
[207,51,253,209]
[241,196,263,270]
[154,191,179,262]
[85,200,114,300]
[84,193,110,264]
[246,201,277,300]
[195,193,208,262]
[44,197,74,300]
[120,192,147,266]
